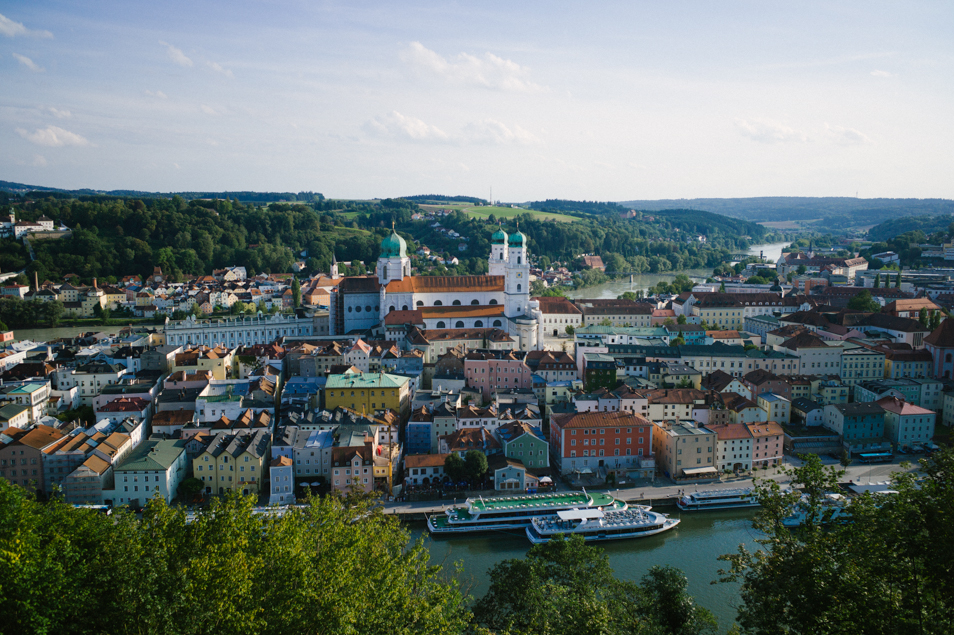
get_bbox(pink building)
[463,350,532,401]
[745,421,784,468]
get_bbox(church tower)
[330,253,340,280]
[504,227,530,318]
[488,224,508,277]
[376,224,410,285]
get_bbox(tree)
[474,535,716,635]
[600,318,613,326]
[930,310,941,330]
[443,453,465,483]
[463,449,488,484]
[847,290,880,312]
[719,281,726,293]
[919,307,929,327]
[896,274,902,288]
[677,315,687,325]
[796,264,807,275]
[0,485,469,635]
[719,450,954,634]
[291,277,301,308]
[874,274,881,288]
[565,325,575,335]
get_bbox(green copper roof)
[508,230,526,247]
[491,228,508,244]
[326,372,409,389]
[380,231,407,258]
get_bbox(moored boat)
[525,507,680,544]
[676,487,759,511]
[426,490,627,534]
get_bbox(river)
[414,508,761,630]
[564,241,791,300]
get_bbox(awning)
[682,467,718,476]
[539,476,553,483]
[579,468,593,474]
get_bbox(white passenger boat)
[525,507,680,544]
[426,490,627,534]
[782,493,849,527]
[676,487,759,511]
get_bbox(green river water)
[412,508,762,631]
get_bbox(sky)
[1,1,952,202]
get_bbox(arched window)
[517,284,521,292]
[402,305,409,311]
[499,253,503,260]
[947,353,952,363]
[453,300,461,306]
[518,256,521,264]
[416,301,423,307]
[490,299,498,305]
[388,306,395,314]
[455,321,465,328]
[471,299,479,305]
[436,321,446,328]
[435,300,443,306]
[475,320,483,327]
[493,320,502,327]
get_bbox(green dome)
[508,231,526,247]
[491,228,508,244]
[380,230,407,258]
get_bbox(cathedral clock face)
[517,272,522,278]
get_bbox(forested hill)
[0,180,321,203]
[618,196,954,227]
[527,199,623,215]
[867,214,954,242]
[400,195,487,205]
[649,209,767,241]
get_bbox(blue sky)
[1,1,952,201]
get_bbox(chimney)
[93,278,98,289]
[34,271,39,292]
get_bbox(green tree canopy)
[846,289,880,312]
[719,451,954,634]
[474,535,716,635]
[463,449,488,484]
[0,485,468,635]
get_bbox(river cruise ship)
[676,487,759,511]
[525,507,680,544]
[426,491,626,534]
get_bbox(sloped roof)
[385,275,504,293]
[924,319,954,348]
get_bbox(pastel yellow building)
[193,430,270,496]
[324,372,410,419]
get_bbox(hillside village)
[2,225,954,510]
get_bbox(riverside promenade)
[382,454,921,520]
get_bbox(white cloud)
[32,155,47,167]
[159,40,193,67]
[826,123,871,146]
[12,53,43,72]
[400,41,544,92]
[206,61,233,78]
[870,70,893,77]
[735,118,808,144]
[200,104,219,116]
[45,106,71,119]
[17,125,89,147]
[0,13,53,38]
[145,90,168,99]
[364,111,450,143]
[462,119,539,145]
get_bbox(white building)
[164,313,315,348]
[104,439,188,507]
[268,456,296,505]
[710,423,754,472]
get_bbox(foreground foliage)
[0,484,468,635]
[474,534,717,635]
[719,451,954,635]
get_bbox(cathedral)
[329,226,540,349]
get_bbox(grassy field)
[420,203,579,223]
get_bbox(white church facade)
[330,226,540,349]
